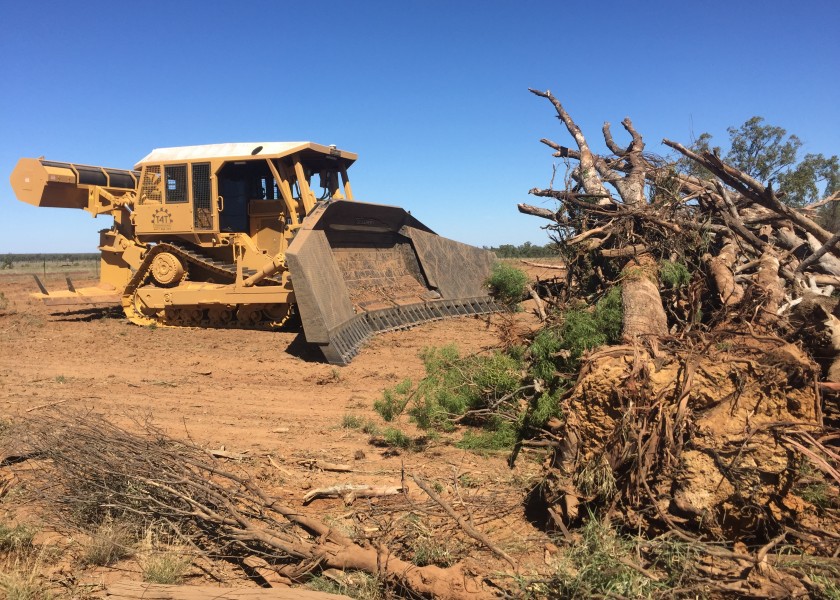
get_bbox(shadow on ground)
[51,306,124,322]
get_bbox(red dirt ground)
[0,262,562,591]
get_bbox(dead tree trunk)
[621,254,669,338]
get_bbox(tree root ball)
[546,342,820,540]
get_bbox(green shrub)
[646,536,700,588]
[409,347,522,431]
[810,573,840,600]
[376,345,524,435]
[457,419,518,452]
[383,427,414,450]
[487,262,529,305]
[529,328,563,381]
[420,343,460,372]
[376,342,564,453]
[524,391,562,429]
[373,379,412,421]
[410,533,462,567]
[553,287,623,368]
[594,286,623,343]
[800,479,834,509]
[506,344,527,362]
[361,420,380,435]
[341,414,364,429]
[796,461,838,510]
[559,308,605,360]
[659,260,691,288]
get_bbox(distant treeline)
[0,253,99,264]
[486,242,556,258]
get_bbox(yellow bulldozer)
[9,142,498,363]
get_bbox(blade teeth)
[322,315,375,365]
[322,296,501,365]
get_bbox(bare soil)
[0,262,559,592]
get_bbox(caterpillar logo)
[152,208,173,231]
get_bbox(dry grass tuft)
[0,554,51,600]
[81,521,135,566]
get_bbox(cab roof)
[134,142,357,168]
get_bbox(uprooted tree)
[516,89,840,598]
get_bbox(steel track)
[121,242,286,328]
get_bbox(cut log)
[602,244,648,258]
[104,581,351,600]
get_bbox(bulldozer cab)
[132,143,356,242]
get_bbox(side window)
[165,165,187,203]
[139,165,162,204]
[192,163,213,230]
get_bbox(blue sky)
[1,0,838,252]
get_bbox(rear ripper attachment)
[10,142,500,364]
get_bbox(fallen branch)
[298,459,353,473]
[302,484,403,505]
[25,398,70,413]
[519,260,566,270]
[412,474,517,569]
[208,448,249,460]
[526,284,547,321]
[517,203,557,221]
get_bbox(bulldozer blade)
[286,200,500,365]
